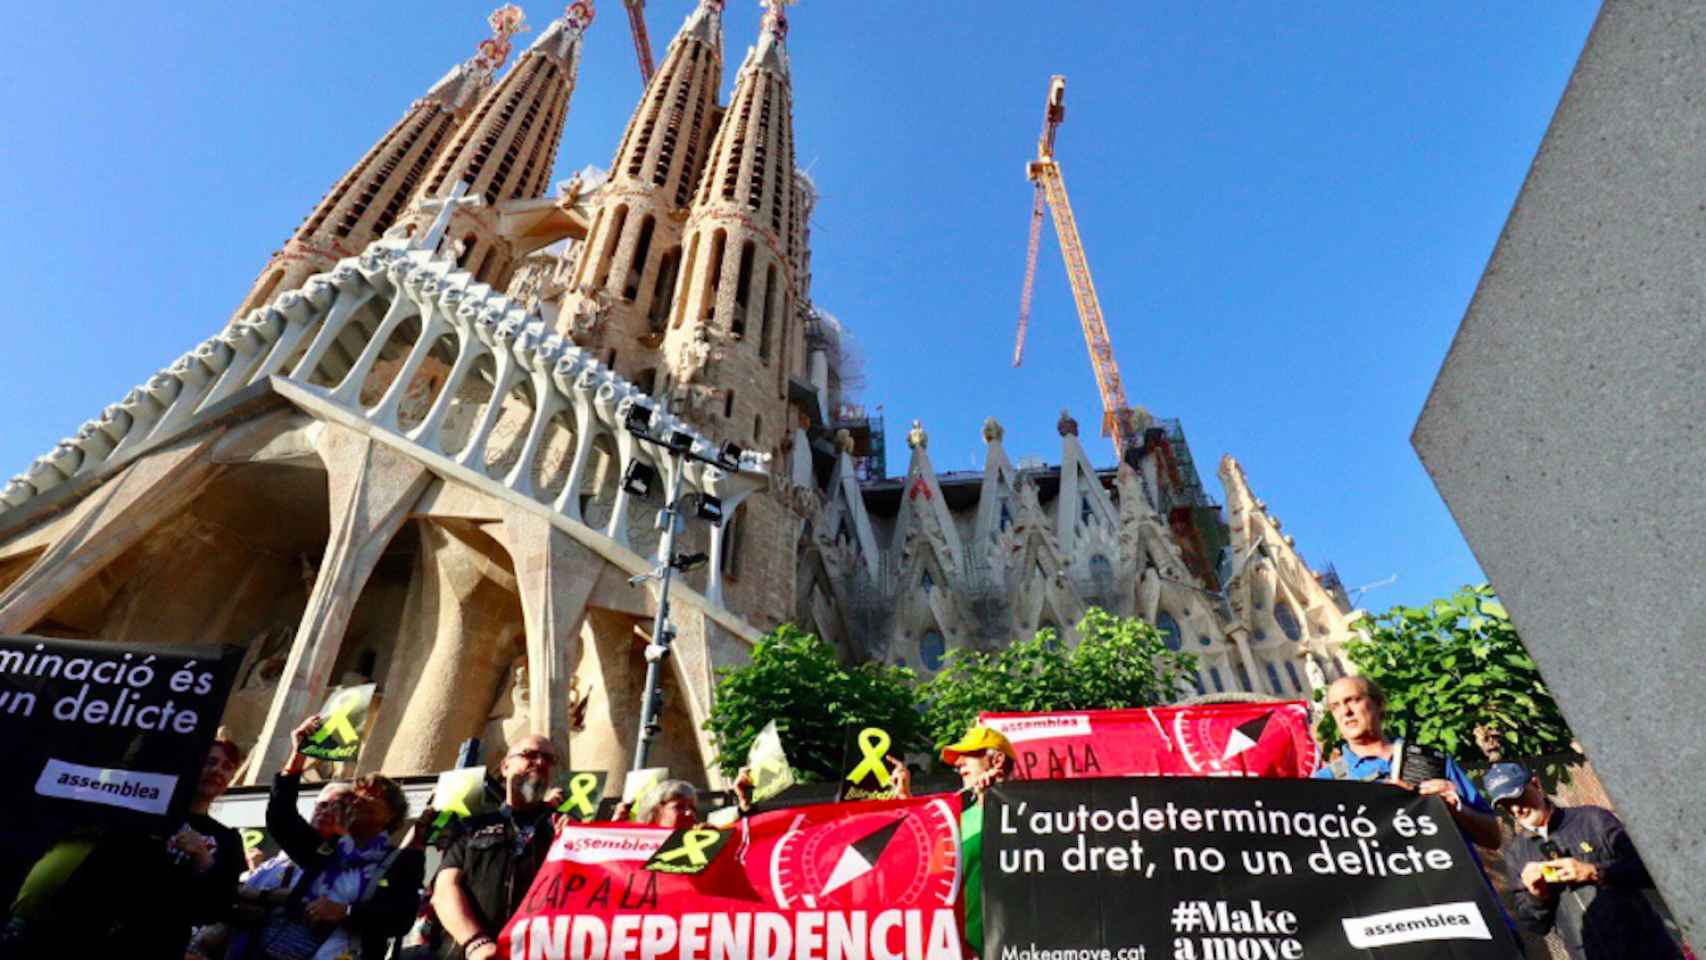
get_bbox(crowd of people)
[0,676,1683,960]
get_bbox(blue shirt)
[1313,740,1494,816]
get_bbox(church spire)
[407,2,596,286]
[659,1,802,446]
[229,7,524,322]
[554,0,726,360]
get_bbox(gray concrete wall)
[1414,0,1706,940]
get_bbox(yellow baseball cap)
[940,726,1017,765]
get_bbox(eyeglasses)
[509,748,557,766]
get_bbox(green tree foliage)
[917,607,1197,752]
[705,625,929,781]
[1321,584,1578,773]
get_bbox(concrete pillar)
[1226,626,1263,695]
[0,433,223,633]
[246,424,430,782]
[570,608,646,776]
[494,506,604,762]
[364,518,524,775]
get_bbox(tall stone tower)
[230,6,525,320]
[408,1,597,287]
[558,0,727,381]
[662,0,801,444]
[659,0,808,627]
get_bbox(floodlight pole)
[633,451,687,772]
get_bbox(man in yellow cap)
[899,724,1016,957]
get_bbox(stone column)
[0,433,224,633]
[1225,625,1264,695]
[365,518,524,775]
[245,424,430,782]
[570,608,646,776]
[494,506,604,762]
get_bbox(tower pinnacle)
[420,5,530,114]
[407,0,597,285]
[753,0,794,73]
[228,8,518,322]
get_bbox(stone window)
[1156,612,1182,651]
[1265,662,1284,694]
[1274,600,1303,642]
[594,205,629,290]
[1209,667,1225,693]
[623,215,656,302]
[920,630,946,672]
[733,241,756,336]
[1285,660,1303,692]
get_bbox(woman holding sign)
[255,715,427,960]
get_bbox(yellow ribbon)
[240,829,265,851]
[560,772,601,818]
[311,690,362,746]
[845,727,892,787]
[654,828,722,868]
[432,769,483,831]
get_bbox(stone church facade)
[0,1,1362,787]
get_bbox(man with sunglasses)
[429,735,561,960]
[1483,762,1680,960]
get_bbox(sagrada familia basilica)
[0,1,1364,785]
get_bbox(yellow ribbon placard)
[646,826,729,874]
[846,727,892,787]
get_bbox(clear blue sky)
[0,2,1599,611]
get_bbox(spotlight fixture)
[621,460,659,498]
[670,552,709,572]
[716,442,742,470]
[668,429,695,452]
[694,493,724,524]
[623,402,656,436]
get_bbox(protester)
[895,724,1016,958]
[4,738,245,959]
[429,735,561,960]
[221,784,352,959]
[256,716,425,960]
[1484,762,1681,960]
[634,780,700,828]
[1314,675,1503,849]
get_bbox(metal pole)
[632,451,687,771]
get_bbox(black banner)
[986,778,1520,960]
[0,636,241,893]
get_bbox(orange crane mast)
[1012,76,1144,459]
[624,0,656,85]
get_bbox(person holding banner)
[1484,762,1682,960]
[894,724,1017,958]
[3,737,245,959]
[258,716,425,960]
[1315,676,1503,850]
[428,734,561,960]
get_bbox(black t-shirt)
[433,807,555,959]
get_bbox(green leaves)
[704,625,929,781]
[1315,583,1579,776]
[916,607,1197,754]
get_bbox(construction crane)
[1012,75,1143,459]
[624,0,656,85]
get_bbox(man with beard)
[429,735,560,960]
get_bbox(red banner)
[501,795,968,960]
[979,702,1320,780]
